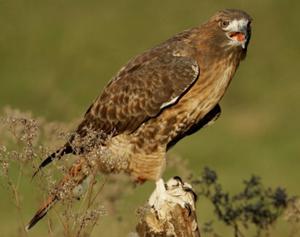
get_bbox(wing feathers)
[80,54,200,136]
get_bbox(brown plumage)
[26,9,252,230]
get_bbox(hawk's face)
[220,18,251,49]
[208,9,252,52]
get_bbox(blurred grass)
[0,0,300,236]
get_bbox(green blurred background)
[0,0,299,236]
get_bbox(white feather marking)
[191,64,199,78]
[224,19,248,32]
[160,96,180,109]
[172,51,182,57]
[160,62,199,110]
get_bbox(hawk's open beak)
[227,30,248,49]
[228,32,246,42]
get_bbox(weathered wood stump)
[136,177,200,237]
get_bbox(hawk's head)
[208,9,252,52]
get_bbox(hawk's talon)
[173,176,183,185]
[184,203,192,216]
[183,187,198,202]
[164,183,168,190]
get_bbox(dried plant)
[0,108,131,237]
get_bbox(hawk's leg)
[148,178,194,214]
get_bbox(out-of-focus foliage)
[0,108,133,237]
[192,167,295,237]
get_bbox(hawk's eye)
[220,20,230,28]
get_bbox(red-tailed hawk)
[27,9,252,230]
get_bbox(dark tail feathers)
[27,156,89,230]
[32,144,74,178]
[25,195,58,231]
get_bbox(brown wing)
[77,54,200,137]
[34,53,199,174]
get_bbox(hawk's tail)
[25,195,59,231]
[32,144,74,178]
[26,157,90,231]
